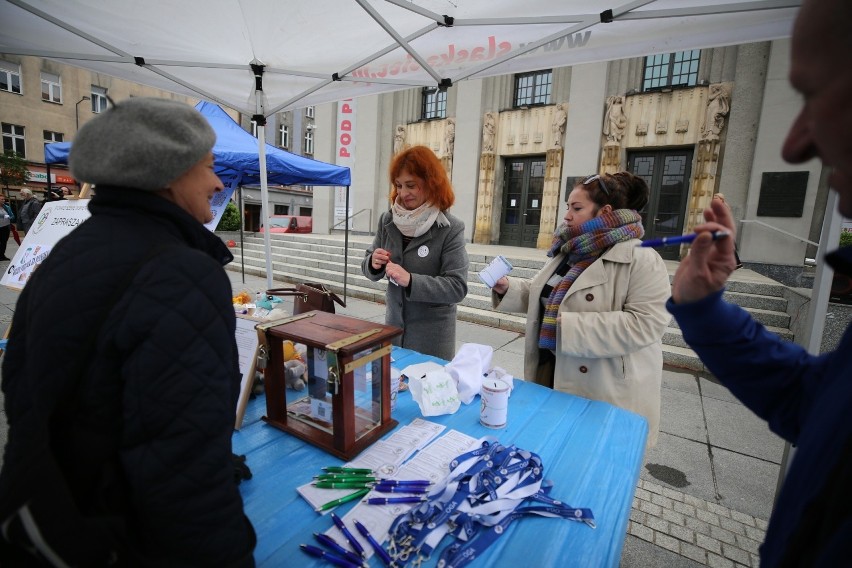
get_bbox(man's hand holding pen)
[671,199,739,304]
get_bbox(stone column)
[686,138,723,235]
[600,142,621,174]
[474,152,497,244]
[473,112,498,244]
[537,148,564,248]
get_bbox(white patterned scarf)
[391,197,449,238]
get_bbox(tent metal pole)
[239,185,245,284]
[344,185,350,302]
[773,189,841,506]
[258,122,272,292]
[802,189,841,369]
[252,62,273,292]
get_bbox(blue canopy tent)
[44,102,350,187]
[44,100,352,295]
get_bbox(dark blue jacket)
[0,187,255,566]
[667,249,852,567]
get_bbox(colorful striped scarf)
[538,209,644,351]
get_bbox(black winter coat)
[0,188,255,566]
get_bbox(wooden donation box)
[258,311,403,460]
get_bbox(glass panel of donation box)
[351,348,384,441]
[285,345,384,441]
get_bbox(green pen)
[315,487,371,512]
[312,481,372,489]
[323,466,373,475]
[314,474,377,482]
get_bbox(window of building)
[280,124,289,148]
[304,129,314,155]
[306,106,315,119]
[41,71,62,103]
[642,50,700,92]
[421,87,447,120]
[43,130,64,143]
[91,86,108,113]
[514,70,552,107]
[2,123,26,157]
[0,60,22,94]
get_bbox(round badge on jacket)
[418,245,429,258]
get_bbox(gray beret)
[70,97,216,191]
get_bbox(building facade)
[0,54,315,231]
[0,55,205,201]
[310,38,826,282]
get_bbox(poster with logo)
[1,199,91,291]
[334,99,355,229]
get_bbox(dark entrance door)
[499,157,546,248]
[628,149,693,260]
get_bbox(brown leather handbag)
[266,283,346,315]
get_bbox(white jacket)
[494,239,671,447]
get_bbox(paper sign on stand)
[1,199,91,290]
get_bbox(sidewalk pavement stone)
[722,542,751,565]
[710,525,737,545]
[730,510,755,527]
[655,531,681,553]
[707,552,735,568]
[681,542,709,564]
[720,516,747,535]
[628,521,654,542]
[633,477,767,566]
[697,508,721,526]
[696,534,723,555]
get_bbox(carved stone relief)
[701,82,732,141]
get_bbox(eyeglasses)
[583,174,610,195]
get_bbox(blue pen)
[313,533,365,567]
[353,519,394,567]
[638,230,730,248]
[366,496,427,505]
[300,543,362,568]
[330,512,366,559]
[372,484,429,494]
[373,479,431,486]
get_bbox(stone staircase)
[220,232,796,372]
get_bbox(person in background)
[0,194,15,261]
[0,97,256,566]
[667,0,851,563]
[9,222,21,247]
[18,188,42,235]
[361,145,469,360]
[59,186,72,198]
[711,193,742,268]
[491,172,671,448]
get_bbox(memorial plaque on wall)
[756,171,809,217]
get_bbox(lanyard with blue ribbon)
[387,438,595,567]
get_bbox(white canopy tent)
[1,0,800,116]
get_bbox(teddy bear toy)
[284,359,307,391]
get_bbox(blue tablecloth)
[233,347,647,567]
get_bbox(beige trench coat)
[493,239,671,447]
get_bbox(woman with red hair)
[361,146,469,360]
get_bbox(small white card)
[478,255,513,288]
